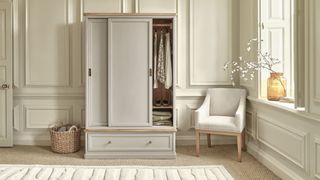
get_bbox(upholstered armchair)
[194,88,247,162]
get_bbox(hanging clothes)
[157,31,166,84]
[165,32,172,89]
[153,31,158,89]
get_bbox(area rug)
[0,164,233,180]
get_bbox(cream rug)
[0,165,233,180]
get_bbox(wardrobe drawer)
[87,133,173,152]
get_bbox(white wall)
[12,0,240,145]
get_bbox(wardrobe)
[84,14,176,159]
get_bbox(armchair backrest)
[208,88,246,116]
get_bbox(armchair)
[194,88,247,162]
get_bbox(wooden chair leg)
[237,134,242,162]
[207,134,212,147]
[242,131,247,151]
[195,130,200,157]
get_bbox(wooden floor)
[0,145,280,180]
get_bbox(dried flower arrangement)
[223,38,281,86]
[224,38,287,100]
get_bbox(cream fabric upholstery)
[197,116,237,132]
[195,88,247,133]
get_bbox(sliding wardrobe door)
[108,18,152,127]
[86,19,108,127]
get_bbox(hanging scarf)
[157,31,166,84]
[153,31,158,88]
[165,32,172,89]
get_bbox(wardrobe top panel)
[84,13,177,17]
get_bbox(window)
[259,0,295,101]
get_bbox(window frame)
[257,0,300,105]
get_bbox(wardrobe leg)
[195,130,200,157]
[207,134,212,147]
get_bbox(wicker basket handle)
[68,125,78,132]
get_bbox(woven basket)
[50,125,81,154]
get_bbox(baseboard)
[247,141,305,180]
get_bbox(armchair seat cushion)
[198,116,240,133]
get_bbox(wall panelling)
[0,9,5,61]
[12,0,240,146]
[25,105,72,129]
[12,0,84,145]
[25,0,70,86]
[138,0,176,13]
[83,0,176,14]
[83,0,121,13]
[257,116,307,169]
[307,0,320,115]
[0,67,7,139]
[315,138,320,179]
[245,111,256,138]
[189,0,233,86]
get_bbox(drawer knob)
[107,141,111,144]
[148,141,152,144]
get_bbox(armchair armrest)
[194,94,210,128]
[235,96,246,132]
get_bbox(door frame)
[0,0,13,147]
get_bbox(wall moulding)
[312,0,320,103]
[0,9,6,61]
[13,88,85,98]
[24,105,73,129]
[315,137,320,179]
[248,97,320,125]
[306,0,320,115]
[137,0,176,13]
[24,0,71,87]
[256,115,308,171]
[175,107,180,131]
[186,103,201,130]
[188,0,232,87]
[246,111,256,139]
[176,99,202,131]
[13,104,21,131]
[83,0,122,14]
[80,107,85,128]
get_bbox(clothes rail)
[153,23,173,29]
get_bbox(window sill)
[253,97,296,110]
[247,96,320,123]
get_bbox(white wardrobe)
[85,14,176,159]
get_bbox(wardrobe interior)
[152,18,174,127]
